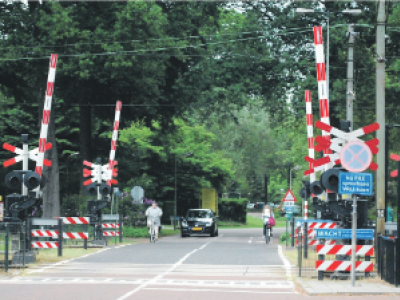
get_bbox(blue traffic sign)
[340,141,372,172]
[338,172,373,196]
[286,206,294,212]
[286,212,293,220]
[315,229,374,240]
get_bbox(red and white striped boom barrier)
[316,261,373,272]
[35,54,58,178]
[313,26,331,158]
[316,245,374,256]
[107,101,122,187]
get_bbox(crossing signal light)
[85,183,98,196]
[321,168,347,193]
[23,171,41,190]
[310,181,324,195]
[300,180,311,198]
[99,183,111,196]
[4,172,22,190]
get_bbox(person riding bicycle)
[146,202,163,240]
[262,204,275,237]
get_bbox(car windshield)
[187,210,211,219]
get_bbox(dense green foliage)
[0,1,399,218]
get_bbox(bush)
[218,200,246,223]
[280,231,290,242]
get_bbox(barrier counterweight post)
[58,218,63,257]
[304,222,308,259]
[119,214,123,243]
[5,224,9,272]
[83,224,88,250]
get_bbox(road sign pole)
[351,193,357,287]
[397,161,400,245]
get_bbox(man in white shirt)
[145,202,163,240]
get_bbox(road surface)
[0,228,397,300]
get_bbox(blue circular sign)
[340,141,372,172]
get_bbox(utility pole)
[346,24,358,129]
[376,0,386,235]
[264,174,269,204]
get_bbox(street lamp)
[290,165,302,191]
[295,8,362,100]
[174,152,194,230]
[66,152,79,193]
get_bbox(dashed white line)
[277,245,292,278]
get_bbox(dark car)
[181,209,218,237]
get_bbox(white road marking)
[143,287,297,294]
[115,242,211,300]
[277,245,292,278]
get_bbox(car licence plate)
[192,227,202,231]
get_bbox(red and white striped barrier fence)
[316,245,374,256]
[102,223,120,229]
[316,261,373,272]
[103,231,119,237]
[296,239,336,246]
[62,217,90,225]
[31,230,88,239]
[308,222,336,229]
[31,241,59,249]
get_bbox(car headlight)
[205,222,212,227]
[182,221,188,227]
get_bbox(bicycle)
[149,218,157,243]
[263,216,272,244]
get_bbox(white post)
[22,142,29,196]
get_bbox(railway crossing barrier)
[315,244,373,280]
[102,214,122,244]
[30,217,90,256]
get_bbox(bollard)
[394,238,397,287]
[298,232,302,277]
[119,214,123,243]
[304,222,308,259]
[291,220,295,247]
[58,218,63,257]
[83,224,88,250]
[5,224,9,272]
[114,219,117,245]
[286,220,288,248]
[318,253,324,280]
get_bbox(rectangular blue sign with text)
[315,229,374,240]
[338,172,373,196]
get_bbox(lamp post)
[290,165,302,191]
[174,152,194,230]
[66,152,79,194]
[295,8,362,100]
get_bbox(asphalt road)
[0,228,398,300]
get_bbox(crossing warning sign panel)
[282,189,297,202]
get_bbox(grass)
[219,215,287,228]
[123,226,180,238]
[35,248,101,263]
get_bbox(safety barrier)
[30,217,90,256]
[316,245,373,280]
[102,214,122,244]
